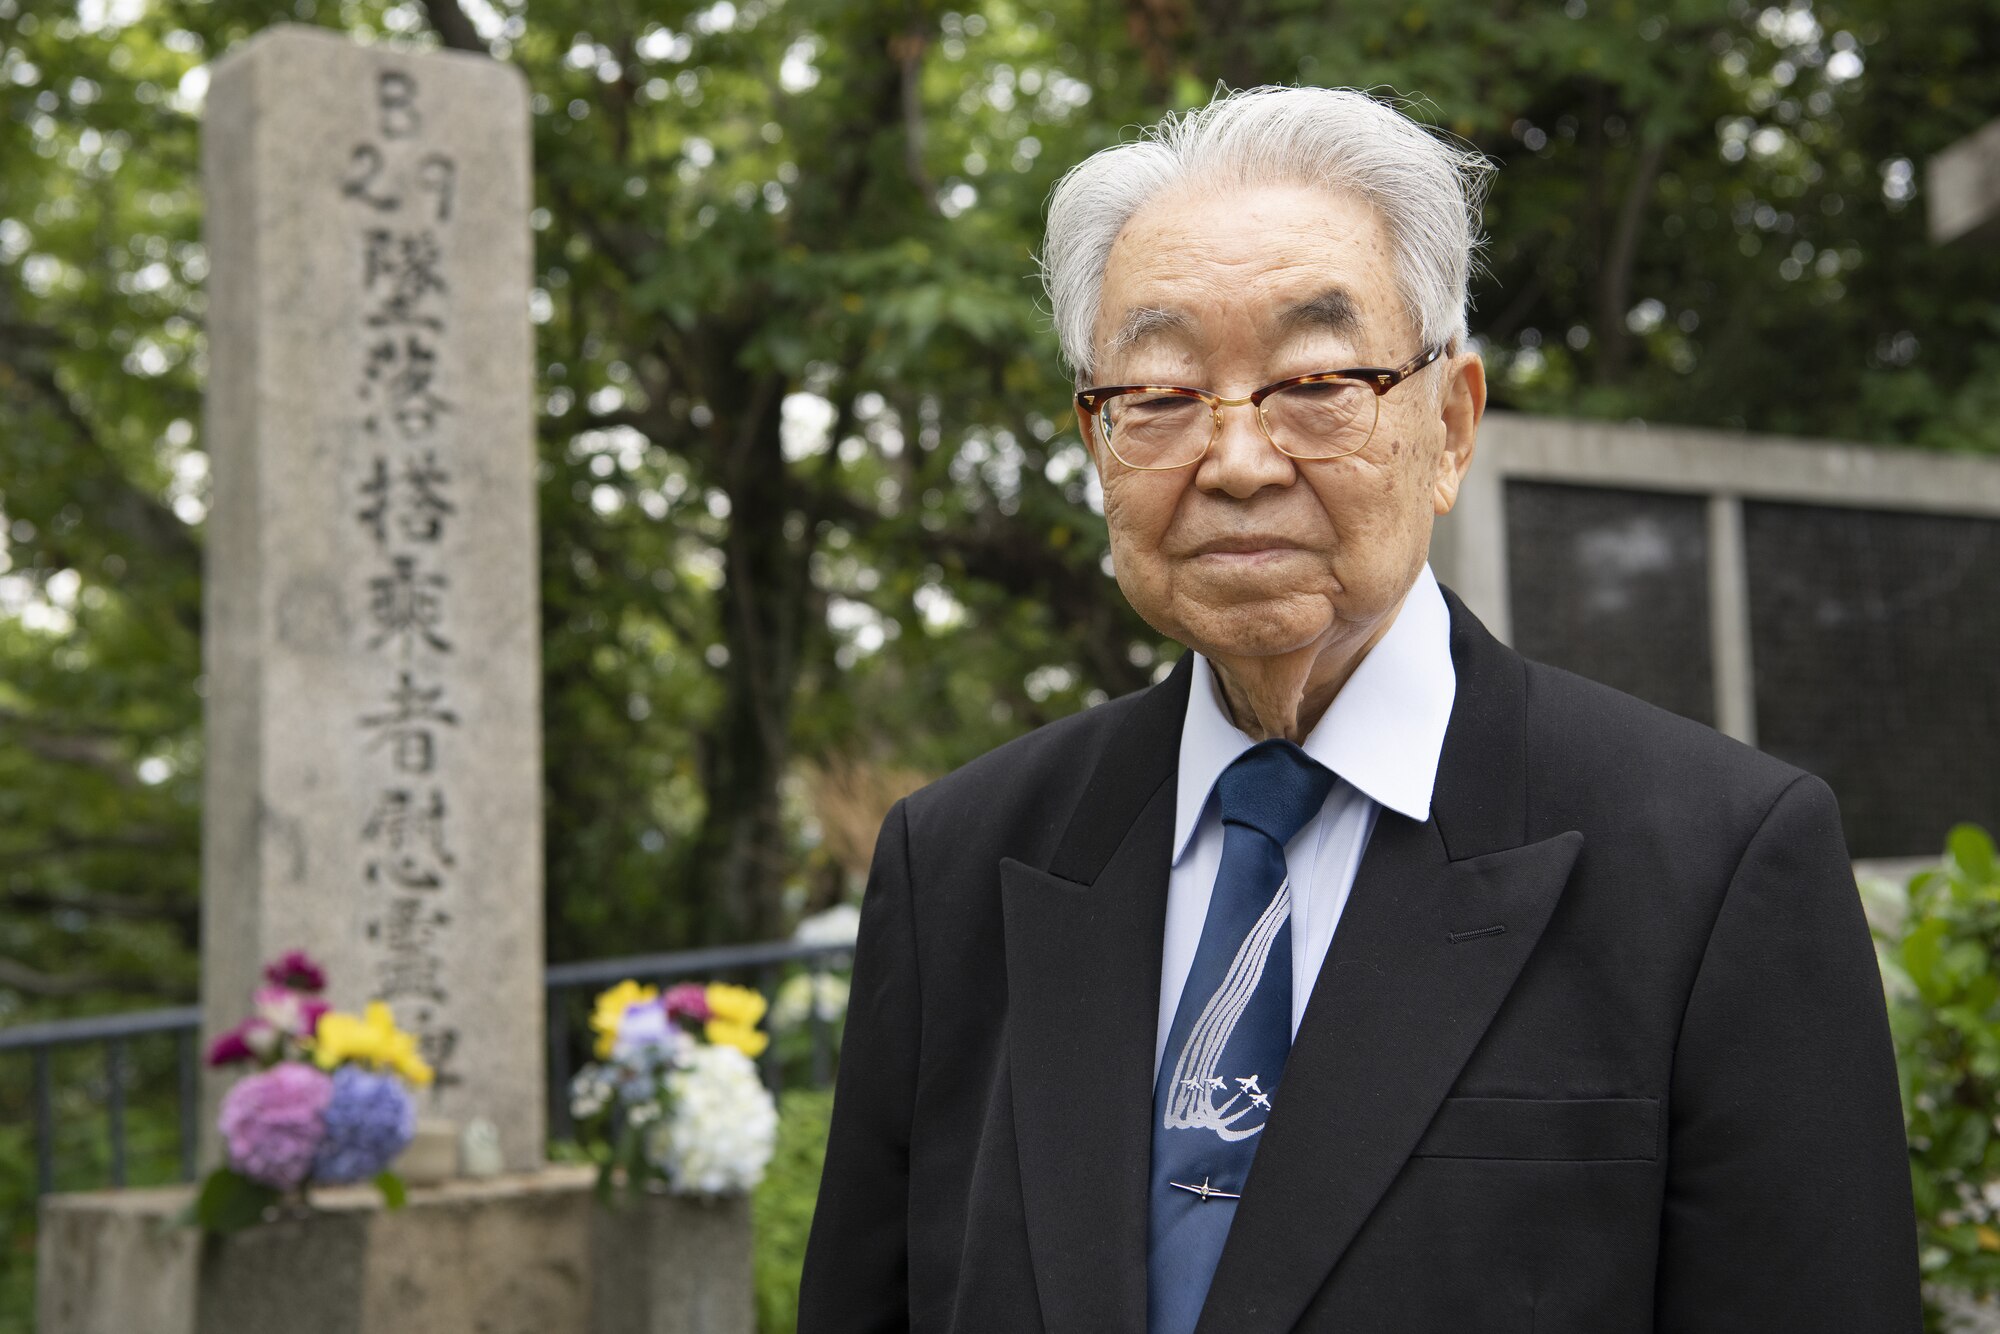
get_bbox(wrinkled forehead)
[1091,181,1412,371]
[1104,288,1367,367]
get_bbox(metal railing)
[0,937,852,1197]
[0,1003,204,1194]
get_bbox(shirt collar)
[1170,563,1458,865]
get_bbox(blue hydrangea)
[312,1065,417,1184]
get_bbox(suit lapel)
[1194,591,1585,1334]
[999,655,1192,1334]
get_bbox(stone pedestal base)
[590,1189,754,1334]
[36,1166,753,1334]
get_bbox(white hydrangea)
[644,1043,778,1195]
[569,1065,614,1120]
[770,971,850,1032]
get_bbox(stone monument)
[197,23,543,1169]
[39,27,755,1334]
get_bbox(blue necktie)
[1148,739,1336,1334]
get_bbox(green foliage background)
[3,0,1997,1014]
[2,0,1999,1326]
[752,1088,832,1334]
[1880,826,2000,1302]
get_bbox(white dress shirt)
[1152,563,1459,1080]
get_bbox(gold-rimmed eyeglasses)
[1075,344,1444,471]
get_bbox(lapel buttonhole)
[1446,923,1508,944]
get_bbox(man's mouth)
[1186,535,1306,559]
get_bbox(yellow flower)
[703,984,769,1058]
[704,983,767,1028]
[386,1047,433,1087]
[312,1001,434,1087]
[591,979,658,1059]
[1979,1226,2000,1254]
[706,1019,770,1058]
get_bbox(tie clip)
[1169,1177,1241,1202]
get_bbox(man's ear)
[1432,351,1486,516]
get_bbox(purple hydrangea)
[612,1002,689,1063]
[311,1065,417,1184]
[218,1061,333,1190]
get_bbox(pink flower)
[253,986,330,1039]
[300,996,330,1034]
[663,983,711,1024]
[262,950,327,993]
[205,1017,280,1068]
[206,1022,257,1068]
[218,1061,333,1190]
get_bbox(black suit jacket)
[799,590,1920,1332]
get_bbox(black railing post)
[178,1027,199,1180]
[33,1048,53,1195]
[758,964,782,1098]
[106,1038,127,1188]
[808,965,832,1088]
[547,986,572,1143]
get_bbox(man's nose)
[1195,401,1298,499]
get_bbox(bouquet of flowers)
[568,979,779,1200]
[191,950,433,1233]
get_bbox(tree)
[2,0,1995,1006]
[0,4,205,1008]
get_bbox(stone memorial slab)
[1928,118,2000,246]
[199,25,542,1169]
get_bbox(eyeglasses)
[1074,344,1444,471]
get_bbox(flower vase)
[587,1184,754,1334]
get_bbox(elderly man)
[798,86,1919,1333]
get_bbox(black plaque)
[1504,481,1715,726]
[1745,501,2000,857]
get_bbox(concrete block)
[589,1190,755,1334]
[35,1168,755,1334]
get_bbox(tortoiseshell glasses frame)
[1074,344,1445,472]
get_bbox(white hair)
[1038,85,1495,381]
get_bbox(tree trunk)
[686,373,810,944]
[1594,132,1668,386]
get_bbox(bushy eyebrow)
[1276,287,1362,342]
[1106,305,1195,355]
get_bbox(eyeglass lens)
[1100,380,1380,469]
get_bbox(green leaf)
[1944,1222,1988,1256]
[191,1168,280,1236]
[1900,918,1948,999]
[1943,941,1989,993]
[1945,1112,1991,1169]
[374,1171,408,1211]
[1949,824,1998,886]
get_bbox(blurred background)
[2,0,1997,1326]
